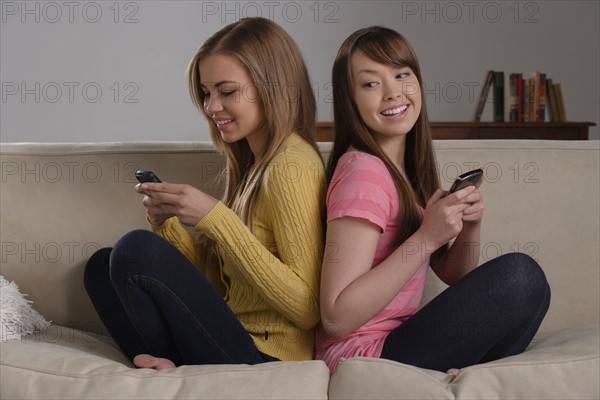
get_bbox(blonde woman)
[84,17,325,370]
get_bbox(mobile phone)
[446,168,483,195]
[135,170,162,183]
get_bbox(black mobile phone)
[446,168,483,195]
[135,170,162,183]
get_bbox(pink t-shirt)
[315,151,429,371]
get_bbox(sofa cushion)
[328,324,599,400]
[0,327,330,400]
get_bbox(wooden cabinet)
[315,122,595,141]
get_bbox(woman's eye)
[362,82,378,89]
[221,91,236,97]
[396,72,410,79]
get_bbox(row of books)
[473,70,567,123]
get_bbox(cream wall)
[1,0,598,142]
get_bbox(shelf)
[315,122,595,141]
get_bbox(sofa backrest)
[0,142,225,337]
[1,140,598,337]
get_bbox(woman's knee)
[83,247,113,293]
[83,230,159,289]
[115,229,160,250]
[111,230,162,265]
[109,229,172,281]
[494,252,550,304]
[499,252,546,282]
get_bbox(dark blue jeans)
[84,230,277,366]
[381,253,551,372]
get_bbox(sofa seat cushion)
[0,327,330,400]
[328,324,599,400]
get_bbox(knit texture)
[1,276,51,342]
[152,133,325,361]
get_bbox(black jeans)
[381,253,551,372]
[84,229,277,366]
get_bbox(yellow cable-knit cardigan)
[151,132,326,361]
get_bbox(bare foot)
[133,354,176,370]
[446,368,460,376]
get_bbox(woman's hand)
[429,184,484,285]
[135,182,218,227]
[418,186,476,248]
[461,186,484,224]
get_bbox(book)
[493,71,504,122]
[539,73,546,122]
[555,83,566,122]
[516,73,523,122]
[533,72,540,122]
[509,73,518,122]
[508,73,525,122]
[473,70,494,122]
[546,78,556,122]
[532,72,547,122]
[524,78,532,122]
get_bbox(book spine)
[509,73,517,122]
[530,78,535,122]
[556,83,566,122]
[473,70,494,122]
[556,83,563,122]
[539,73,547,122]
[517,73,523,122]
[493,71,504,122]
[523,79,529,122]
[546,78,555,122]
[534,72,540,122]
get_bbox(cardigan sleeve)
[195,146,326,330]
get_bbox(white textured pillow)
[1,276,50,342]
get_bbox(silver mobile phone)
[135,170,162,183]
[447,168,483,195]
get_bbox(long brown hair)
[329,26,441,249]
[187,17,319,227]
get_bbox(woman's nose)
[204,94,223,113]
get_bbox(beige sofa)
[1,139,598,399]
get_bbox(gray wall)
[1,0,598,142]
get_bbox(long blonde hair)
[187,17,318,228]
[329,26,441,250]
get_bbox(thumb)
[427,188,446,207]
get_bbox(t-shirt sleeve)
[326,154,395,232]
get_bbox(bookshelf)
[315,121,595,141]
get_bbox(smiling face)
[199,53,268,153]
[350,50,422,145]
